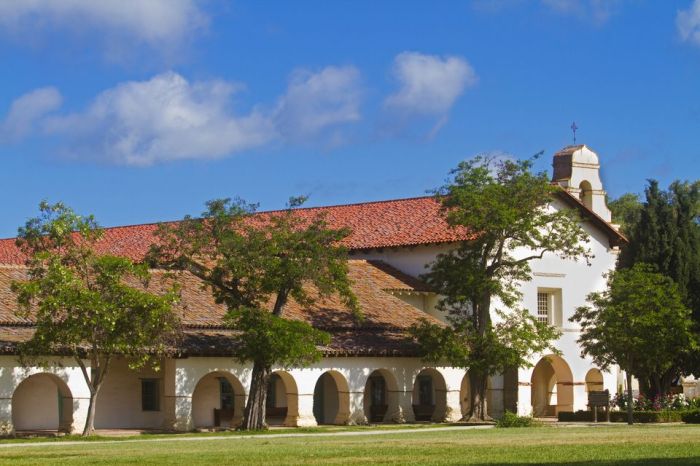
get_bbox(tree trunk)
[82,389,99,436]
[626,371,634,426]
[465,370,491,422]
[240,361,270,430]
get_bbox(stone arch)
[12,373,73,432]
[585,368,604,392]
[191,371,246,429]
[579,180,593,209]
[412,368,447,422]
[531,355,574,417]
[313,370,350,425]
[363,369,399,423]
[267,371,299,426]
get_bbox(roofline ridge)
[0,194,439,242]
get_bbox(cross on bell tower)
[571,121,578,144]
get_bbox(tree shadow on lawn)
[469,459,700,466]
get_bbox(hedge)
[681,409,700,424]
[558,410,684,423]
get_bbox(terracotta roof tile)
[0,196,473,265]
[0,260,439,356]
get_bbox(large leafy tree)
[608,193,642,235]
[571,264,695,424]
[412,155,591,421]
[149,197,358,430]
[618,180,700,388]
[11,202,180,436]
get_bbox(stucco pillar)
[347,389,367,424]
[444,389,462,422]
[572,383,587,412]
[394,389,415,423]
[161,359,177,430]
[0,398,11,434]
[294,393,317,427]
[517,382,532,416]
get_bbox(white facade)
[0,145,622,433]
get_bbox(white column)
[348,389,367,424]
[444,389,463,422]
[395,389,415,423]
[517,382,532,416]
[294,393,317,427]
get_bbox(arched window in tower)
[579,180,593,210]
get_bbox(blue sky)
[1,0,700,237]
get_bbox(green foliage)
[149,197,358,319]
[413,155,587,419]
[149,196,358,429]
[681,409,700,424]
[571,264,695,395]
[496,411,536,427]
[227,307,330,368]
[608,193,642,235]
[12,202,180,435]
[559,410,684,423]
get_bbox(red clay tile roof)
[0,260,440,357]
[0,196,474,266]
[0,193,625,265]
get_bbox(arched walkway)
[531,355,574,417]
[191,372,246,429]
[412,368,447,422]
[267,371,298,426]
[12,373,73,432]
[585,368,604,392]
[363,369,399,423]
[313,371,350,425]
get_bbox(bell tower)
[552,144,612,222]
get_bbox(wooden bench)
[214,408,235,427]
[412,404,435,422]
[369,404,388,423]
[266,407,288,419]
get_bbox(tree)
[412,155,591,421]
[148,197,358,430]
[608,193,642,235]
[618,180,700,388]
[11,202,180,436]
[571,264,695,424]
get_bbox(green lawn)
[0,425,698,465]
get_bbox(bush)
[496,411,536,428]
[558,410,683,423]
[681,409,700,424]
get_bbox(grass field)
[0,424,698,465]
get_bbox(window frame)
[141,378,161,412]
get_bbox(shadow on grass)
[468,459,700,466]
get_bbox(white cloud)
[0,0,206,59]
[273,66,363,144]
[45,72,274,166]
[678,0,700,46]
[385,52,477,117]
[3,66,366,165]
[0,87,62,142]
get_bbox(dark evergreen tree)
[618,179,700,392]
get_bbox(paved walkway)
[0,425,494,449]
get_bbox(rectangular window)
[370,376,386,406]
[418,376,434,406]
[219,377,234,410]
[266,377,277,409]
[537,292,551,324]
[141,379,160,411]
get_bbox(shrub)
[681,409,700,424]
[496,411,536,428]
[559,410,683,423]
